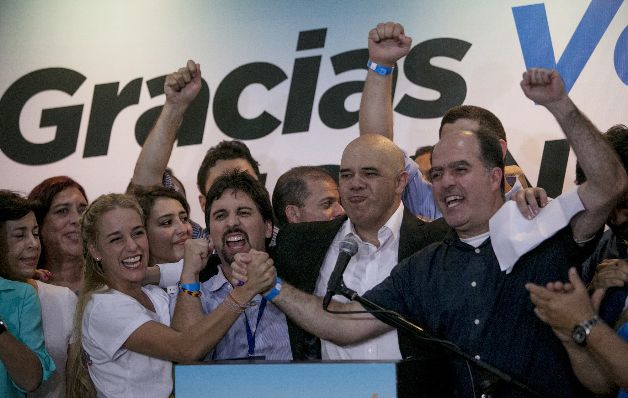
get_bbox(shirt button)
[474,248,480,254]
[474,355,481,360]
[474,319,480,325]
[471,281,477,287]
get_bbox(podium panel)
[175,361,398,398]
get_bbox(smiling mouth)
[224,233,247,249]
[64,231,80,241]
[20,256,38,267]
[444,195,464,208]
[121,255,142,269]
[347,195,367,204]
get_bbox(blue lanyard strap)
[243,297,267,357]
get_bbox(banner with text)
[1,0,626,221]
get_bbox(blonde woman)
[67,194,275,398]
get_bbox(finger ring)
[236,280,245,286]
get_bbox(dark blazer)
[275,208,450,360]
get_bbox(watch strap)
[572,315,600,346]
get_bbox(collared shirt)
[199,267,292,360]
[403,156,441,221]
[314,203,405,360]
[363,227,593,397]
[0,278,55,398]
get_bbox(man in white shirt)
[274,134,449,360]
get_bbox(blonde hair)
[66,193,144,398]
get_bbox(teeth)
[226,235,244,242]
[122,256,140,265]
[445,195,463,208]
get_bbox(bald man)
[274,134,449,360]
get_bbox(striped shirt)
[200,267,292,360]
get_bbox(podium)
[174,359,452,398]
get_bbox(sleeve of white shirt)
[83,293,156,360]
[158,260,184,288]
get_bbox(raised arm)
[520,68,628,240]
[359,22,412,139]
[130,60,202,187]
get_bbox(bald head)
[342,134,405,174]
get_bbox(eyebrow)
[339,166,379,173]
[105,231,121,239]
[105,224,144,238]
[317,196,336,204]
[212,205,253,216]
[431,160,472,170]
[449,160,471,168]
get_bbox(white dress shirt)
[314,203,405,360]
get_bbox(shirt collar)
[206,266,231,293]
[340,202,405,245]
[0,277,20,292]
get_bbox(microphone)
[323,237,359,310]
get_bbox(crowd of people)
[1,22,626,398]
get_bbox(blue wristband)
[263,277,283,302]
[367,60,394,76]
[179,281,201,292]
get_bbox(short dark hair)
[440,105,507,142]
[0,190,37,279]
[196,140,260,195]
[576,124,628,185]
[413,145,433,159]
[204,170,273,234]
[475,128,505,195]
[129,185,190,222]
[272,166,336,227]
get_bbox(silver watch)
[571,316,600,346]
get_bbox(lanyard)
[243,297,267,357]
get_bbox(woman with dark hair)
[28,176,88,294]
[67,193,276,398]
[129,185,192,267]
[0,190,72,397]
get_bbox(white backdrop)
[1,0,626,222]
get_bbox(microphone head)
[339,236,359,256]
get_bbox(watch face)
[572,326,587,345]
